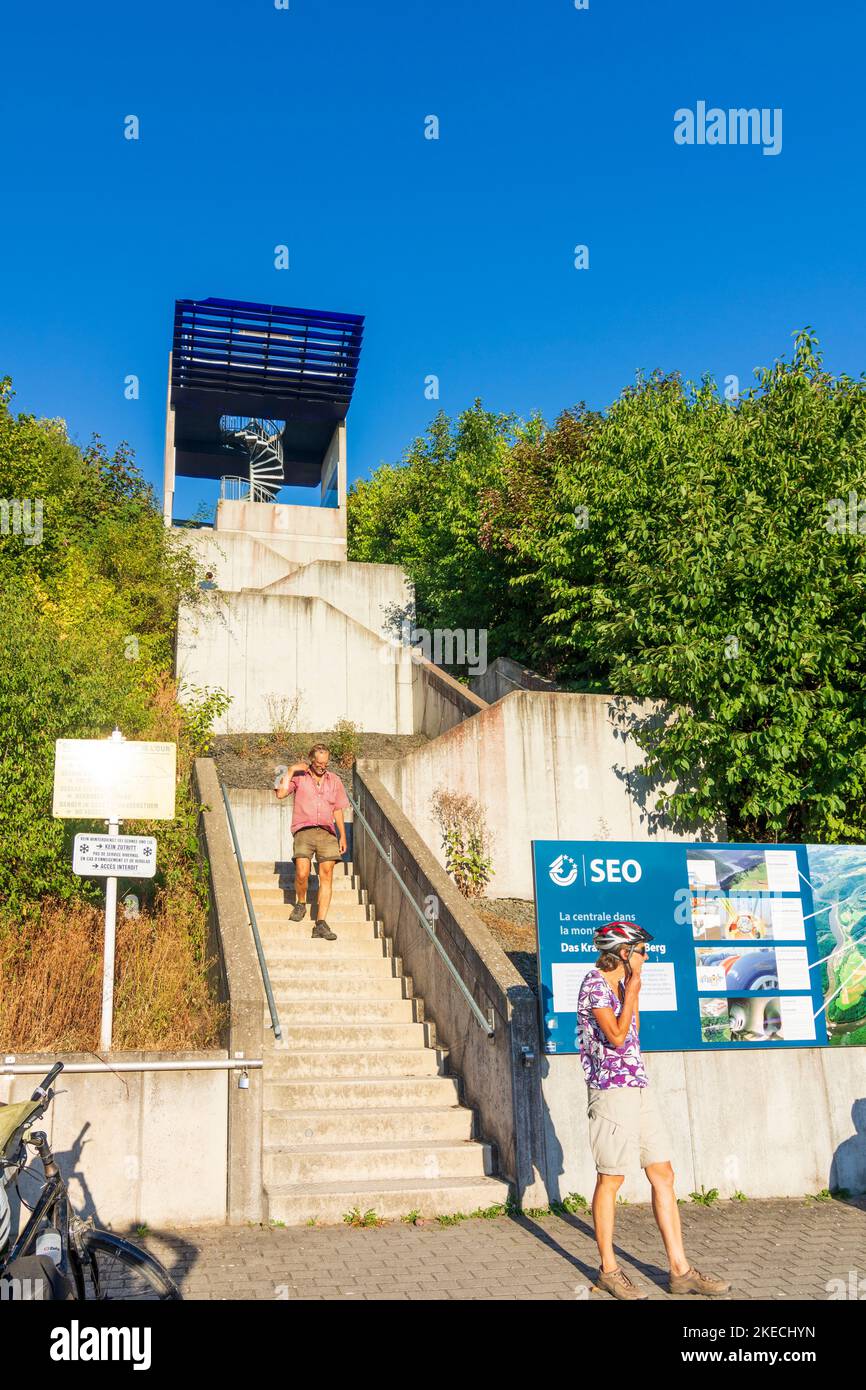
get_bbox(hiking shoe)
[311,920,337,941]
[593,1267,648,1300]
[289,901,307,922]
[669,1266,731,1297]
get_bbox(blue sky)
[1,0,863,516]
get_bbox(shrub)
[430,788,493,898]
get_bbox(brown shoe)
[669,1265,731,1296]
[593,1266,648,1300]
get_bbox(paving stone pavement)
[139,1196,866,1301]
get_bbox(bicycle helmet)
[592,920,653,953]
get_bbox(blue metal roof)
[169,297,364,487]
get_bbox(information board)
[532,841,866,1052]
[52,740,176,821]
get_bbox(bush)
[430,788,493,898]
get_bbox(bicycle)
[1,1062,181,1300]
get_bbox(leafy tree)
[349,333,866,843]
[0,378,205,908]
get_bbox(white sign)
[73,834,157,879]
[52,739,176,820]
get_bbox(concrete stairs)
[245,859,511,1225]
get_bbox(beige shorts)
[587,1084,671,1175]
[292,826,343,862]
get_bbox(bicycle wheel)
[76,1229,182,1301]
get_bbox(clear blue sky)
[1,0,863,516]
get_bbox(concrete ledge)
[194,757,265,1223]
[412,656,487,739]
[352,767,548,1207]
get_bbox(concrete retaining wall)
[258,560,413,642]
[1,1053,228,1230]
[470,655,560,704]
[377,690,695,899]
[194,758,266,1224]
[215,497,348,565]
[175,528,299,592]
[224,786,353,864]
[352,768,548,1207]
[540,1048,866,1203]
[177,593,415,735]
[412,658,488,740]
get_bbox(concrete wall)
[259,560,414,642]
[376,690,695,899]
[353,769,548,1207]
[177,527,299,593]
[469,655,560,704]
[1,1054,228,1230]
[540,1048,866,1203]
[412,657,488,740]
[177,592,415,735]
[216,497,347,565]
[225,786,353,864]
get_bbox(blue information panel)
[532,841,866,1053]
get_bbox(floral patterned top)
[577,968,648,1090]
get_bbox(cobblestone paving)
[140,1197,866,1301]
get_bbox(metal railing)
[219,475,275,505]
[1,1059,262,1076]
[346,790,494,1037]
[220,784,282,1042]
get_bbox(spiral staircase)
[220,417,286,503]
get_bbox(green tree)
[0,378,204,907]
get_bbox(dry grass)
[0,892,225,1053]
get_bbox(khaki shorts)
[587,1084,671,1175]
[292,826,343,862]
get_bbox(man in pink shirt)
[275,744,349,940]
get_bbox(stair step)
[266,1176,512,1226]
[255,911,375,934]
[262,939,388,960]
[268,1023,429,1049]
[271,998,415,1023]
[250,892,369,916]
[267,974,405,997]
[267,961,402,982]
[264,1077,461,1109]
[264,1049,444,1078]
[264,1107,473,1145]
[264,1140,493,1185]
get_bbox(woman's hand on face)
[627,949,645,985]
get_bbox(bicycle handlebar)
[30,1062,64,1103]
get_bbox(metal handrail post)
[347,790,494,1037]
[220,783,282,1042]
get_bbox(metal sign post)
[100,730,124,1052]
[100,812,121,1052]
[52,727,176,1054]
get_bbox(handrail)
[346,790,494,1037]
[220,783,282,1042]
[1,1059,262,1076]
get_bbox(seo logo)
[549,854,579,887]
[589,857,642,884]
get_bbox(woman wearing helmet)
[577,919,731,1301]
